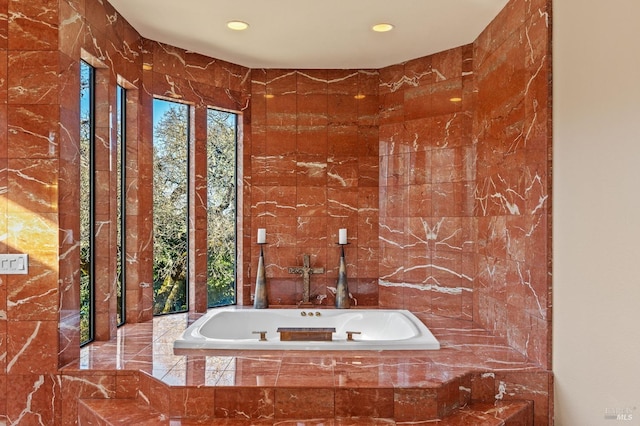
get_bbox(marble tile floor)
[64,309,548,424]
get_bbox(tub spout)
[346,331,361,341]
[252,331,268,341]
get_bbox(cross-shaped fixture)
[288,254,324,306]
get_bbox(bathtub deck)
[62,309,551,424]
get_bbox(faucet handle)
[346,331,361,341]
[252,331,268,341]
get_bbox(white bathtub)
[173,308,440,351]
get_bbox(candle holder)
[253,243,268,309]
[335,243,350,309]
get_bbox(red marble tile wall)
[246,69,380,306]
[376,0,551,367]
[2,0,64,422]
[0,0,550,421]
[377,46,476,320]
[472,0,551,368]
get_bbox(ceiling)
[108,0,509,69]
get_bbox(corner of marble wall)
[472,0,551,368]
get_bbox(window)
[152,99,190,314]
[116,84,126,325]
[79,60,95,344]
[206,108,237,307]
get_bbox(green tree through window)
[153,99,189,314]
[152,101,238,314]
[116,85,126,325]
[207,109,237,307]
[80,61,94,344]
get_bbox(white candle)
[257,228,266,244]
[339,228,347,245]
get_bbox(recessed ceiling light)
[372,23,394,33]
[227,20,249,31]
[354,94,366,100]
[449,97,463,103]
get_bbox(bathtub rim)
[173,306,440,352]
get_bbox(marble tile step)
[436,400,534,426]
[138,375,468,422]
[78,398,166,425]
[78,398,532,425]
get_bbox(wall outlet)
[0,254,29,274]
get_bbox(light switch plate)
[0,254,29,274]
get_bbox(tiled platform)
[63,309,551,424]
[78,398,534,425]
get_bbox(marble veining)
[64,310,550,423]
[0,0,551,422]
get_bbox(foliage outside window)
[80,61,94,344]
[152,99,189,315]
[116,85,126,325]
[206,109,237,307]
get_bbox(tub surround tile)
[63,311,550,423]
[394,387,440,421]
[222,373,279,387]
[335,387,395,418]
[277,371,334,387]
[333,369,394,388]
[435,400,533,425]
[78,398,533,425]
[276,387,335,419]
[78,398,168,426]
[214,387,275,419]
[169,386,217,420]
